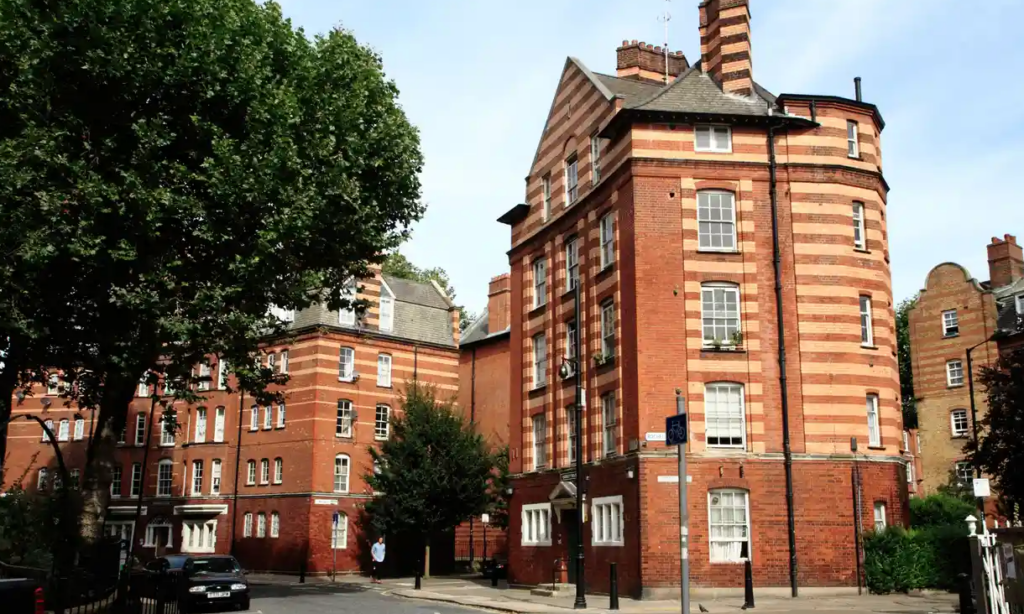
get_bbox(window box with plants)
[592,353,614,368]
[703,332,744,352]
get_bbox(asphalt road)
[244,580,482,614]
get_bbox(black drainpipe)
[768,123,799,597]
[229,388,245,556]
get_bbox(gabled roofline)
[915,262,988,297]
[498,203,530,226]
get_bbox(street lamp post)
[558,281,586,609]
[965,341,988,518]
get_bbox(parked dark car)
[482,557,507,580]
[181,555,250,612]
[0,578,43,614]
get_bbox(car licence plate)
[207,592,231,599]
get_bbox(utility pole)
[667,392,689,614]
[572,281,587,610]
[658,0,672,83]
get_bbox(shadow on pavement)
[249,580,375,599]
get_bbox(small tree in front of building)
[364,384,495,577]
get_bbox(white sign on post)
[481,513,490,524]
[973,477,991,498]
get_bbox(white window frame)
[73,418,85,441]
[947,360,964,387]
[263,405,272,430]
[337,400,354,438]
[274,458,283,484]
[276,403,285,428]
[138,378,149,398]
[705,383,746,448]
[144,520,174,548]
[602,393,617,457]
[847,120,860,158]
[565,319,577,372]
[521,502,552,546]
[942,310,960,337]
[708,489,750,563]
[182,519,217,554]
[211,460,222,495]
[873,502,887,532]
[243,513,253,538]
[246,460,256,486]
[860,295,874,347]
[532,333,547,389]
[260,459,270,485]
[334,454,350,493]
[566,405,577,465]
[280,350,289,374]
[270,512,280,538]
[213,407,225,443]
[130,463,142,497]
[197,363,211,391]
[591,135,602,183]
[257,513,266,538]
[249,405,259,431]
[47,373,60,395]
[58,419,70,442]
[195,408,207,443]
[532,413,547,470]
[852,202,866,250]
[338,347,355,381]
[269,305,295,323]
[217,359,229,390]
[1017,294,1024,314]
[110,465,122,498]
[533,258,547,308]
[375,404,390,440]
[903,430,910,452]
[592,495,624,546]
[950,409,970,438]
[701,284,741,348]
[332,513,348,549]
[565,153,579,205]
[697,190,738,252]
[565,237,579,292]
[542,175,552,222]
[156,460,173,497]
[599,213,614,269]
[600,301,615,358]
[907,459,916,488]
[866,394,881,447]
[41,419,53,443]
[379,283,395,333]
[377,353,392,387]
[267,353,277,374]
[339,279,357,326]
[160,415,175,447]
[191,460,203,496]
[955,461,973,484]
[694,125,732,153]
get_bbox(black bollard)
[957,573,975,614]
[743,559,755,609]
[299,558,306,584]
[415,566,422,591]
[491,561,498,588]
[609,562,619,610]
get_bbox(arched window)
[243,513,253,538]
[331,513,348,549]
[246,460,256,485]
[274,458,283,484]
[708,489,749,563]
[260,459,269,484]
[704,383,746,448]
[700,283,741,347]
[334,455,350,493]
[950,409,969,438]
[270,512,280,538]
[256,512,267,538]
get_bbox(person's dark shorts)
[372,561,380,578]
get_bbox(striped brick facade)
[502,3,904,598]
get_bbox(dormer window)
[338,279,357,326]
[379,281,395,333]
[695,125,731,153]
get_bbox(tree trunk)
[78,378,134,546]
[424,536,431,578]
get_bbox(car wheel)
[238,597,250,611]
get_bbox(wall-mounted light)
[627,468,635,479]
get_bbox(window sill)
[947,384,965,389]
[374,437,388,442]
[529,303,547,315]
[694,148,733,154]
[530,384,548,393]
[338,377,358,383]
[860,344,880,350]
[246,482,255,487]
[710,559,749,565]
[276,425,285,430]
[867,446,886,451]
[260,482,269,486]
[593,541,625,547]
[273,481,282,486]
[701,346,745,353]
[943,333,960,339]
[697,248,741,255]
[951,434,969,440]
[522,542,553,548]
[854,247,871,254]
[562,286,580,300]
[597,263,615,276]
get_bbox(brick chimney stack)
[487,274,511,333]
[616,40,688,84]
[987,234,1024,289]
[699,0,754,97]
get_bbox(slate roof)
[461,308,511,347]
[592,66,774,118]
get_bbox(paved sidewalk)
[380,576,960,614]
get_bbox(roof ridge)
[627,65,701,110]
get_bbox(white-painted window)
[130,463,142,497]
[379,294,395,333]
[565,319,577,371]
[566,406,577,464]
[852,202,866,250]
[947,360,964,387]
[73,418,85,441]
[565,237,579,292]
[701,284,741,347]
[214,407,225,443]
[135,414,147,446]
[191,460,203,496]
[600,213,614,268]
[907,459,915,487]
[274,458,283,484]
[263,405,272,430]
[521,503,552,546]
[280,350,289,374]
[249,405,259,431]
[197,363,211,391]
[377,353,392,387]
[332,513,348,549]
[956,461,973,484]
[602,393,617,457]
[182,520,217,553]
[695,125,732,153]
[211,460,222,495]
[156,460,173,497]
[217,359,229,390]
[533,258,547,308]
[195,408,207,443]
[339,347,355,381]
[246,460,256,486]
[532,333,547,388]
[592,496,624,546]
[334,455,350,493]
[697,191,737,251]
[601,301,615,358]
[41,419,53,443]
[339,279,357,326]
[260,459,269,485]
[58,419,70,442]
[111,465,122,498]
[847,120,859,158]
[565,153,579,205]
[903,430,910,452]
[951,409,970,438]
[532,413,546,470]
[942,310,960,337]
[267,353,277,374]
[138,378,149,398]
[270,512,280,538]
[542,175,552,222]
[243,513,253,538]
[257,513,266,538]
[860,295,874,347]
[873,502,887,532]
[375,404,390,440]
[276,403,285,428]
[1017,294,1024,314]
[705,383,746,448]
[47,373,60,395]
[708,489,749,563]
[591,135,602,183]
[160,415,175,447]
[144,520,173,548]
[866,394,881,447]
[336,400,353,437]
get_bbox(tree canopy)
[0,0,424,540]
[896,295,919,430]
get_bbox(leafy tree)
[910,492,975,528]
[487,446,511,532]
[896,295,919,429]
[966,346,1024,513]
[365,384,495,577]
[0,0,423,542]
[383,252,476,331]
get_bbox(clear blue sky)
[276,0,1024,314]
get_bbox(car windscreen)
[190,558,239,575]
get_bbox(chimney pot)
[631,39,638,45]
[1006,234,1016,243]
[655,45,662,53]
[988,233,1024,288]
[854,76,863,102]
[616,38,689,83]
[622,40,629,46]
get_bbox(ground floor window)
[708,489,749,563]
[873,502,887,532]
[521,503,552,546]
[592,496,624,546]
[105,521,134,545]
[144,519,174,550]
[332,514,348,549]
[182,520,218,553]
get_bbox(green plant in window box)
[592,353,613,367]
[730,331,744,348]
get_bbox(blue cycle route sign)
[666,414,687,446]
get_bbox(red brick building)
[909,234,1023,495]
[498,0,904,597]
[3,267,460,575]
